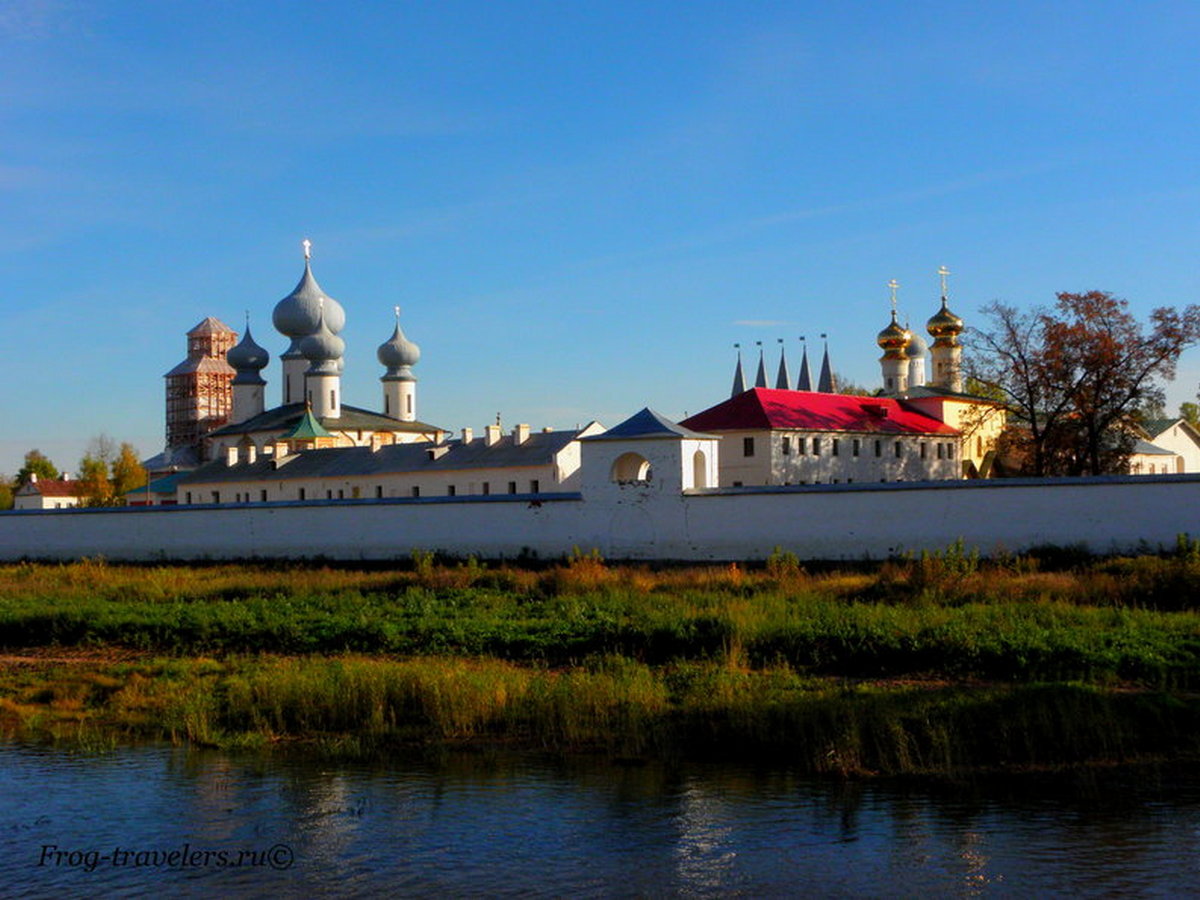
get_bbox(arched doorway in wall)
[692,449,708,488]
[611,452,652,484]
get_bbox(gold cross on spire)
[938,265,951,299]
[888,279,899,315]
[394,305,401,322]
[302,238,312,261]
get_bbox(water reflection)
[2,744,1200,897]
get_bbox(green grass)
[3,551,1200,772]
[2,556,1200,685]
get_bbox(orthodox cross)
[888,279,899,316]
[302,238,312,260]
[938,265,951,299]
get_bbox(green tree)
[1181,402,1200,429]
[15,450,61,487]
[0,475,13,511]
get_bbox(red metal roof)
[680,388,959,436]
[26,479,82,497]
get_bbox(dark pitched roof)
[1131,439,1176,456]
[681,388,958,436]
[583,408,711,441]
[142,445,201,473]
[206,403,443,439]
[1142,418,1184,439]
[178,429,583,486]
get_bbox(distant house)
[1134,418,1200,474]
[13,475,82,510]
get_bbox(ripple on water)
[3,744,1200,898]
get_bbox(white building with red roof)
[13,475,83,510]
[681,388,960,486]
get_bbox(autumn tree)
[16,449,61,487]
[77,435,117,507]
[965,291,1200,476]
[111,442,148,497]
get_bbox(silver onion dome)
[377,321,421,376]
[273,259,347,339]
[300,307,344,375]
[227,325,270,371]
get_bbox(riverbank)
[2,549,1200,776]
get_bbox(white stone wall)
[5,475,1200,562]
[713,430,958,486]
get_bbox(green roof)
[281,407,333,440]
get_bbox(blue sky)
[4,1,1200,475]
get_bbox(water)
[3,744,1200,897]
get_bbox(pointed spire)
[817,333,835,393]
[754,341,768,388]
[774,339,791,390]
[731,343,746,397]
[796,336,813,391]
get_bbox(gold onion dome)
[927,298,964,340]
[877,312,910,356]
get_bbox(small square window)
[411,486,420,497]
[508,481,517,494]
[530,479,540,493]
[448,485,456,497]
[743,437,755,457]
[483,483,491,495]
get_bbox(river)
[3,744,1199,897]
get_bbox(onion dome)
[905,327,929,360]
[273,257,347,340]
[377,318,421,380]
[228,325,271,385]
[227,325,270,371]
[300,306,344,375]
[927,298,964,343]
[877,312,909,357]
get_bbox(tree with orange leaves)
[966,292,1200,476]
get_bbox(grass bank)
[2,654,1197,777]
[2,548,1200,774]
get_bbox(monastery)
[9,243,1200,560]
[123,248,1018,508]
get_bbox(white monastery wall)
[4,476,1200,562]
[714,430,958,486]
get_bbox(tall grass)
[4,655,1199,775]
